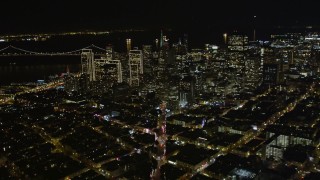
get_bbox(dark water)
[0,34,104,86]
[0,56,80,86]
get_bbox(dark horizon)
[1,0,320,39]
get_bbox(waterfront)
[0,30,213,86]
[0,56,80,86]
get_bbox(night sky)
[1,0,320,37]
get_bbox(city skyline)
[1,1,320,179]
[1,30,320,179]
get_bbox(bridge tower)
[81,49,96,81]
[128,49,143,86]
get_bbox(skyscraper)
[253,16,257,41]
[183,33,188,52]
[81,49,95,81]
[179,75,195,107]
[227,33,248,89]
[160,30,164,48]
[142,45,152,73]
[126,39,132,53]
[129,49,143,86]
[63,73,78,93]
[104,59,123,83]
[223,33,228,44]
[245,42,262,90]
[105,44,114,60]
[95,57,109,81]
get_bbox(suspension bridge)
[0,44,107,56]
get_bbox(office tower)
[173,41,188,56]
[227,33,249,67]
[66,65,70,74]
[129,49,143,86]
[105,60,123,83]
[183,33,188,52]
[155,39,159,51]
[142,45,152,60]
[159,33,170,65]
[261,47,285,86]
[142,45,152,73]
[245,55,262,89]
[179,75,195,107]
[227,33,248,88]
[262,63,284,86]
[63,74,78,93]
[160,30,164,48]
[95,57,123,83]
[105,44,114,60]
[167,48,176,65]
[95,58,108,81]
[244,42,262,90]
[126,39,132,53]
[223,33,228,44]
[190,49,203,61]
[78,73,89,94]
[81,49,95,81]
[253,16,257,41]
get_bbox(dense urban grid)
[1,30,320,180]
